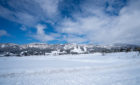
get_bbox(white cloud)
[0,5,38,26]
[63,34,88,44]
[32,24,55,42]
[0,0,61,42]
[20,25,27,31]
[57,0,140,45]
[0,0,61,27]
[34,0,60,18]
[0,30,9,37]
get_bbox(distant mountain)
[0,43,140,56]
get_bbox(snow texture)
[0,52,140,85]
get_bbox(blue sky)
[0,0,140,45]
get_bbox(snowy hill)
[21,43,50,49]
[0,43,140,56]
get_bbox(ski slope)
[0,52,140,85]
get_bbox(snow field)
[0,52,140,85]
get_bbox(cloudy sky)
[0,0,140,45]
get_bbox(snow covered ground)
[0,52,140,85]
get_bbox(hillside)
[0,43,140,56]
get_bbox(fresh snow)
[0,52,140,85]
